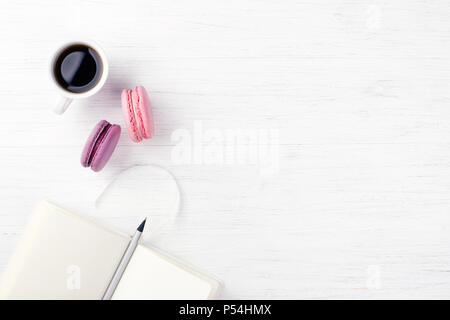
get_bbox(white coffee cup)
[49,40,109,115]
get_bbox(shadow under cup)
[53,44,103,94]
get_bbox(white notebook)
[0,200,220,300]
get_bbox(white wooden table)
[1,0,450,299]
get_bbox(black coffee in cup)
[54,44,103,93]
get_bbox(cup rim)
[49,40,109,99]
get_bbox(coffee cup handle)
[54,97,73,115]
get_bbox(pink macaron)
[121,86,154,142]
[81,120,121,172]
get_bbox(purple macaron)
[81,120,121,172]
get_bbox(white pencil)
[102,218,147,300]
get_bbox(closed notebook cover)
[0,200,130,299]
[0,200,220,300]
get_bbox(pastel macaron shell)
[90,124,121,172]
[132,86,154,139]
[81,120,109,167]
[81,120,121,172]
[121,89,140,142]
[121,86,154,142]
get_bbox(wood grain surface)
[1,0,450,299]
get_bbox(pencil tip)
[137,218,147,232]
